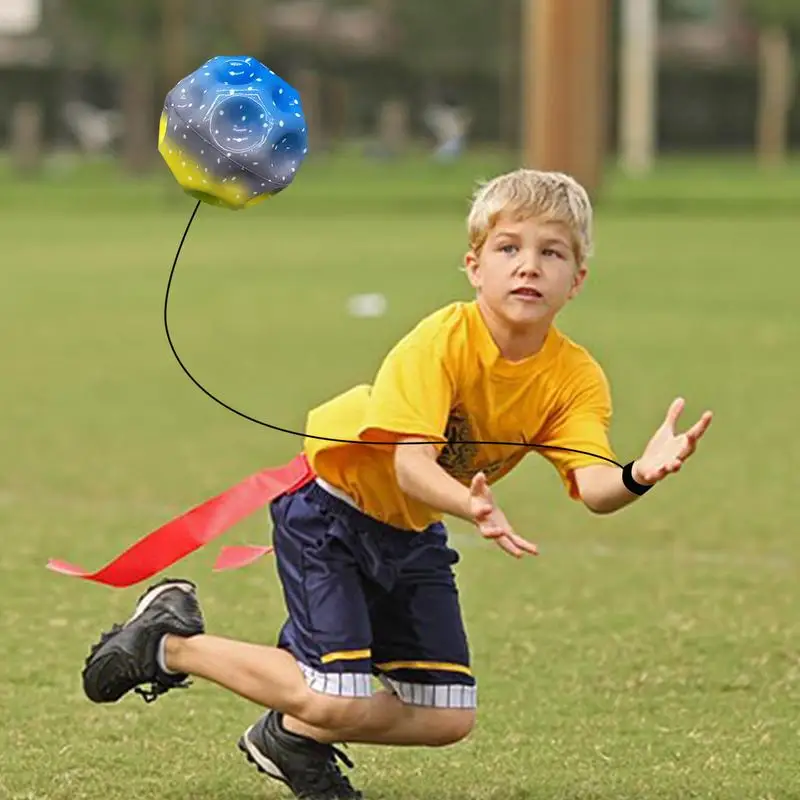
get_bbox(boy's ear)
[568,263,588,299]
[464,250,480,287]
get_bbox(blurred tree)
[391,0,505,78]
[67,0,258,173]
[660,0,720,22]
[162,0,188,92]
[381,0,513,149]
[232,0,270,56]
[741,0,800,30]
[192,0,254,61]
[499,0,521,148]
[741,0,800,166]
[69,0,161,172]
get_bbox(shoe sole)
[237,725,290,787]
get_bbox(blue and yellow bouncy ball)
[158,56,308,210]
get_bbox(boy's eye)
[499,244,517,254]
[543,248,565,259]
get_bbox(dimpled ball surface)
[158,55,308,210]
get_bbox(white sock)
[157,635,178,675]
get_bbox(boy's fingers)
[511,534,539,556]
[495,534,523,558]
[664,397,685,430]
[470,472,488,495]
[483,528,537,558]
[686,411,713,443]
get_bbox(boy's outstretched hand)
[633,397,713,485]
[469,472,538,558]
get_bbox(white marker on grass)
[347,293,387,318]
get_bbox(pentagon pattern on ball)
[158,56,309,210]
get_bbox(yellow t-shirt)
[304,301,616,530]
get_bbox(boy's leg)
[162,633,473,745]
[233,483,473,796]
[282,520,477,748]
[81,581,370,800]
[162,633,357,726]
[81,487,472,796]
[83,591,472,741]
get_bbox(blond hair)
[467,169,593,262]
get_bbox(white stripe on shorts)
[298,662,372,698]
[378,675,477,709]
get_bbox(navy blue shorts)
[269,479,477,709]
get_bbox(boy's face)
[464,213,587,329]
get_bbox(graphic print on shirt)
[437,404,531,482]
[437,404,479,479]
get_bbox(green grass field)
[2,151,799,799]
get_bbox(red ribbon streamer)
[46,454,314,588]
[212,544,274,571]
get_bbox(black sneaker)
[238,710,363,799]
[82,578,205,705]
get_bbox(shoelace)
[134,679,191,703]
[299,745,361,799]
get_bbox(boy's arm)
[572,463,647,514]
[575,397,713,514]
[394,438,538,558]
[393,438,473,521]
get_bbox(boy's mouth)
[511,287,543,299]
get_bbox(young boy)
[82,169,712,800]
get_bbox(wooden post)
[619,0,658,175]
[295,69,323,152]
[522,0,610,198]
[378,99,409,157]
[756,26,794,169]
[571,0,611,196]
[523,0,573,172]
[11,101,43,175]
[162,0,187,90]
[328,76,350,148]
[121,0,157,173]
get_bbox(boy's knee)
[422,708,476,747]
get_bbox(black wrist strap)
[622,461,653,495]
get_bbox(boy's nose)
[517,255,542,275]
